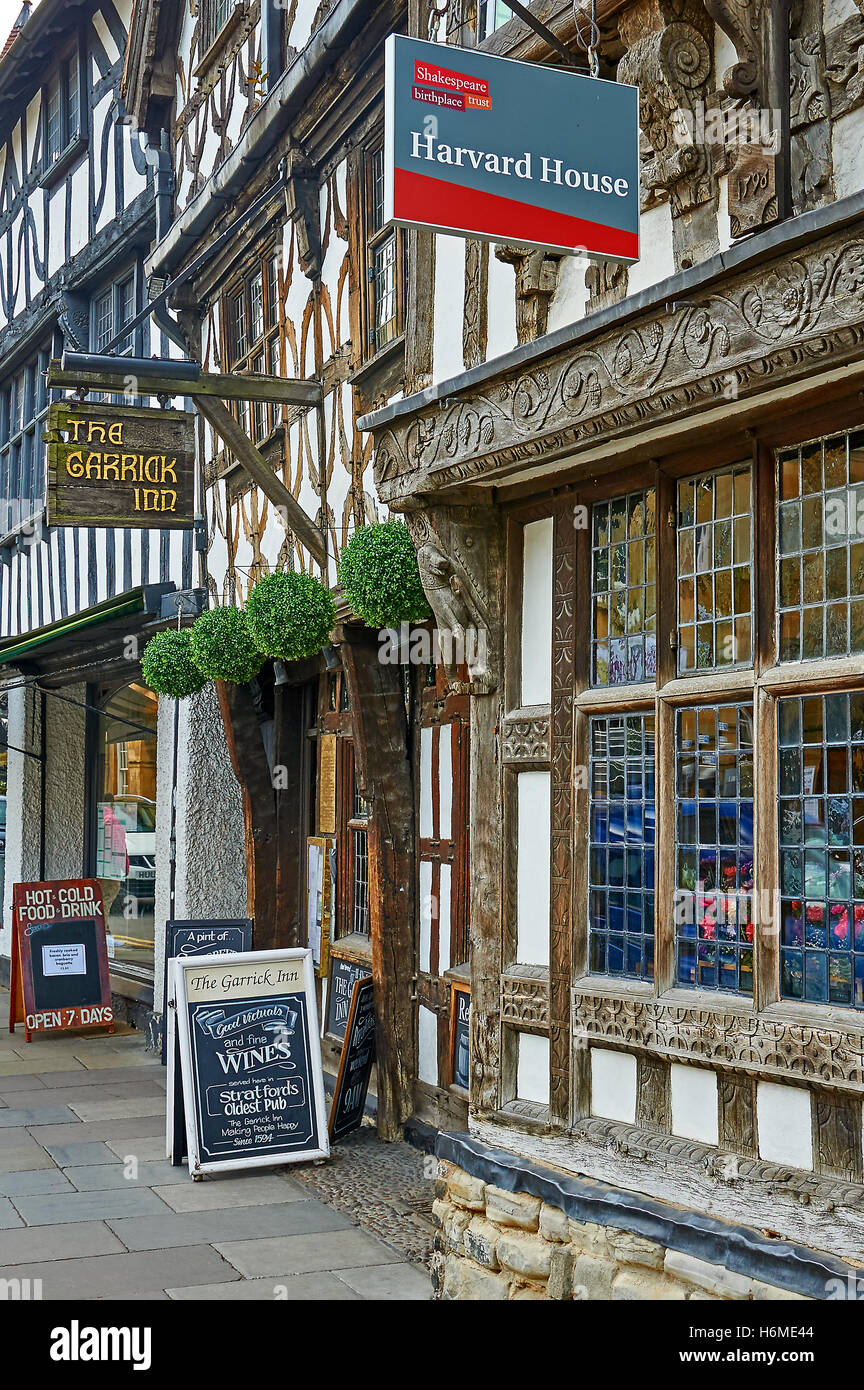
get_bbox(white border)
[174,947,330,1176]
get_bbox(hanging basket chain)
[572,0,600,76]
[428,0,450,40]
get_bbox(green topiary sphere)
[189,606,264,684]
[338,519,431,628]
[141,628,209,699]
[245,570,336,662]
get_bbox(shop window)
[223,250,282,444]
[675,703,754,993]
[588,713,655,979]
[0,344,51,540]
[360,143,404,359]
[677,465,752,673]
[778,432,864,661]
[92,683,158,979]
[591,490,656,685]
[778,692,864,1008]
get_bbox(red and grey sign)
[384,35,640,260]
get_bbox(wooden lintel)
[193,394,328,568]
[46,361,321,407]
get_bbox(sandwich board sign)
[384,34,639,260]
[173,948,329,1175]
[329,975,375,1143]
[8,880,114,1040]
[164,919,253,1165]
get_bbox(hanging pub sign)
[329,975,375,1143]
[8,880,114,1041]
[384,35,640,260]
[450,981,470,1091]
[164,919,253,1165]
[173,947,329,1175]
[45,400,195,529]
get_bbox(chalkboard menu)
[164,920,253,1165]
[325,953,371,1041]
[174,948,329,1174]
[450,982,470,1091]
[9,880,113,1040]
[329,976,375,1142]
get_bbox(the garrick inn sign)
[45,398,196,529]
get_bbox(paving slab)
[0,1075,47,1092]
[167,1272,363,1301]
[105,1136,167,1162]
[27,1115,164,1144]
[12,1186,173,1227]
[5,1246,240,1299]
[0,1137,57,1174]
[43,1141,119,1168]
[108,1198,352,1251]
[33,1067,150,1089]
[0,1196,24,1228]
[0,1056,84,1077]
[68,1097,164,1123]
[151,1174,306,1212]
[64,1160,197,1191]
[0,1082,167,1110]
[0,1169,74,1197]
[0,1106,79,1128]
[0,1221,126,1265]
[334,1262,433,1300]
[214,1228,404,1278]
[73,1052,159,1071]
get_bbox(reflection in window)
[778,692,864,1008]
[95,684,158,977]
[675,703,754,992]
[678,466,751,673]
[589,714,655,978]
[778,432,864,662]
[591,490,656,685]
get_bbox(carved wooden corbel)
[494,244,562,344]
[585,259,629,314]
[825,0,864,118]
[401,505,500,694]
[283,147,321,280]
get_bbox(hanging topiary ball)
[140,628,209,699]
[189,606,264,684]
[245,570,336,662]
[338,519,431,628]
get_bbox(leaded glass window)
[778,692,864,1008]
[778,432,864,662]
[678,466,752,673]
[589,713,655,979]
[591,490,656,686]
[675,703,754,992]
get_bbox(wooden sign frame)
[329,974,375,1142]
[9,880,114,1041]
[45,399,196,529]
[306,836,334,977]
[163,919,253,1166]
[174,948,329,1176]
[449,981,471,1092]
[323,951,373,1041]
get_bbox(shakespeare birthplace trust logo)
[412,59,492,111]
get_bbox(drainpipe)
[261,0,282,93]
[145,132,175,246]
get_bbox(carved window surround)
[501,966,550,1031]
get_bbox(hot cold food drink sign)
[173,948,329,1175]
[9,880,114,1040]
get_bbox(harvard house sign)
[46,400,196,529]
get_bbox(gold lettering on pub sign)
[63,418,179,514]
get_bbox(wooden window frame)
[220,246,284,449]
[0,343,52,543]
[356,133,405,364]
[39,35,87,187]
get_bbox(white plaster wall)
[433,234,466,384]
[438,862,452,974]
[756,1081,813,1171]
[670,1063,719,1145]
[627,201,675,297]
[520,516,553,707]
[515,769,550,966]
[419,858,433,973]
[825,0,861,21]
[590,1046,637,1123]
[832,109,864,202]
[546,253,590,333]
[517,1032,549,1105]
[420,725,433,839]
[486,248,517,359]
[418,1002,438,1085]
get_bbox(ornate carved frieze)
[617,0,715,219]
[572,991,864,1094]
[494,245,562,344]
[372,222,864,501]
[501,970,550,1029]
[501,710,551,763]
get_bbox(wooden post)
[339,623,416,1141]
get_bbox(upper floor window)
[92,274,136,355]
[0,345,51,539]
[478,0,510,38]
[201,0,236,53]
[223,251,282,446]
[43,47,82,174]
[361,144,403,359]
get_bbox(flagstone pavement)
[0,1000,433,1301]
